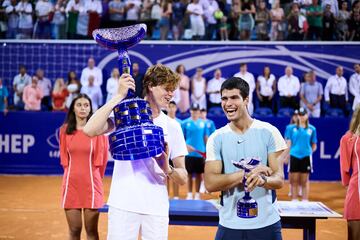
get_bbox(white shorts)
[107,206,169,240]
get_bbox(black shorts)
[185,156,205,174]
[289,155,311,173]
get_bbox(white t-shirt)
[206,77,225,104]
[35,0,53,18]
[80,66,103,87]
[257,74,276,97]
[107,111,188,216]
[15,1,33,29]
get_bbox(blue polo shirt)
[182,117,209,157]
[206,119,287,229]
[285,124,317,159]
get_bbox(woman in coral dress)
[340,105,360,240]
[60,93,108,240]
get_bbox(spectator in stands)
[322,4,336,40]
[238,0,256,40]
[15,0,33,39]
[324,66,348,114]
[349,8,360,41]
[125,0,141,22]
[256,65,276,109]
[204,77,286,239]
[5,0,19,39]
[182,103,208,200]
[172,0,187,40]
[191,67,207,110]
[349,64,360,111]
[65,0,81,39]
[80,57,103,87]
[306,0,323,40]
[278,66,300,110]
[108,0,125,27]
[106,68,120,102]
[287,3,308,40]
[203,0,219,40]
[270,0,285,40]
[81,75,103,111]
[85,0,102,37]
[176,64,190,113]
[66,71,81,109]
[336,1,350,40]
[187,0,205,40]
[285,107,317,201]
[200,108,216,136]
[255,0,270,40]
[13,65,31,110]
[321,0,338,17]
[0,78,9,115]
[167,100,182,199]
[159,0,172,40]
[51,0,67,39]
[23,76,44,111]
[34,0,53,39]
[219,14,229,41]
[340,105,360,240]
[59,94,108,240]
[230,0,241,40]
[300,71,323,118]
[36,68,52,111]
[206,68,226,109]
[234,63,255,115]
[52,78,68,111]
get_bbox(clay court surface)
[0,175,348,240]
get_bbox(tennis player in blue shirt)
[205,77,287,240]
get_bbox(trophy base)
[237,198,258,218]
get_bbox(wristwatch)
[259,174,267,187]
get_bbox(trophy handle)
[118,49,135,99]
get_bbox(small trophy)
[233,158,261,218]
[93,24,165,160]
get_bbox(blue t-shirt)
[204,118,216,136]
[206,119,287,229]
[0,86,9,111]
[285,124,317,159]
[182,118,209,157]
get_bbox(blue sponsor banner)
[0,41,359,91]
[0,111,349,180]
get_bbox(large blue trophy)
[233,158,261,218]
[93,24,165,160]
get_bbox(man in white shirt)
[234,63,255,115]
[83,64,188,240]
[35,0,53,39]
[15,0,33,39]
[349,63,360,110]
[13,65,31,109]
[201,0,219,40]
[206,68,225,109]
[186,0,205,40]
[81,75,103,111]
[80,57,103,87]
[325,66,348,113]
[277,66,300,110]
[36,68,52,111]
[125,0,141,21]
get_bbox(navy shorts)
[289,155,311,173]
[185,156,205,174]
[215,220,282,240]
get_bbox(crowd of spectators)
[0,0,359,40]
[1,57,359,119]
